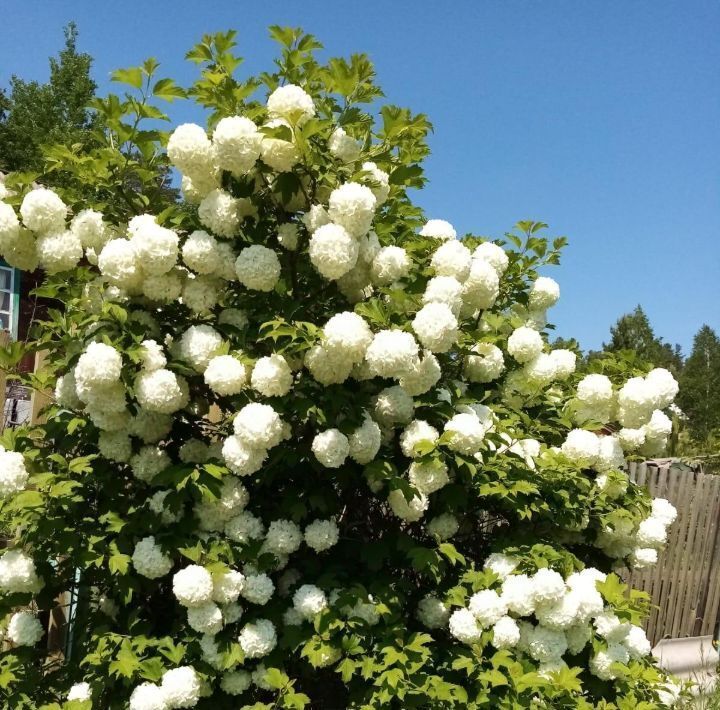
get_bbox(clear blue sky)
[2,1,718,354]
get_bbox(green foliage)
[0,24,98,182]
[677,325,720,447]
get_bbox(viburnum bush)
[0,27,685,709]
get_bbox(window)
[0,264,18,338]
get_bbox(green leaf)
[111,67,144,89]
[152,78,187,102]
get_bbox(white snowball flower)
[277,222,299,251]
[187,602,223,635]
[0,201,20,247]
[398,351,442,396]
[473,241,509,275]
[595,436,625,473]
[67,682,92,701]
[179,324,224,371]
[416,594,450,629]
[349,414,382,464]
[312,429,350,468]
[129,218,178,275]
[461,258,500,311]
[370,245,411,285]
[204,355,248,396]
[577,374,614,407]
[423,275,464,315]
[507,326,544,364]
[218,308,249,330]
[8,611,43,646]
[198,189,242,238]
[75,342,122,389]
[408,460,449,495]
[173,565,214,608]
[20,187,66,234]
[309,223,358,280]
[427,513,459,540]
[35,230,82,274]
[225,511,265,544]
[0,449,29,497]
[617,376,656,428]
[233,403,284,450]
[167,122,214,173]
[213,115,262,174]
[305,344,353,385]
[327,182,377,238]
[98,431,132,463]
[235,245,281,292]
[304,519,340,552]
[624,624,652,659]
[293,584,328,620]
[492,616,521,649]
[302,204,331,233]
[465,343,505,383]
[527,625,568,663]
[431,240,472,281]
[130,682,167,710]
[182,230,220,274]
[400,420,439,458]
[589,643,629,681]
[361,161,390,204]
[267,84,315,124]
[646,367,679,409]
[251,354,293,397]
[549,349,577,380]
[618,427,646,452]
[238,619,277,658]
[449,608,482,643]
[420,219,456,241]
[211,570,245,605]
[160,666,202,709]
[501,574,536,616]
[365,330,419,378]
[181,171,218,204]
[323,312,373,363]
[387,488,428,521]
[630,547,658,569]
[529,276,560,310]
[651,498,677,526]
[139,340,166,372]
[566,624,593,655]
[132,536,173,579]
[412,302,458,353]
[561,429,601,467]
[373,386,414,426]
[645,409,672,440]
[260,132,299,172]
[469,589,508,628]
[222,436,266,477]
[329,127,361,162]
[636,517,668,548]
[220,670,252,696]
[0,549,42,593]
[142,270,183,303]
[264,519,303,556]
[531,568,566,605]
[444,413,486,455]
[135,369,188,414]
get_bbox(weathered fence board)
[628,460,720,644]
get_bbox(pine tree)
[604,305,683,374]
[677,325,720,444]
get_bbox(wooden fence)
[627,460,720,644]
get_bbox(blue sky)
[1,1,718,353]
